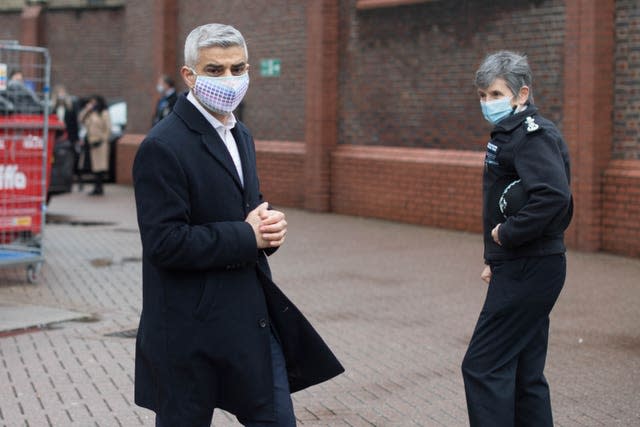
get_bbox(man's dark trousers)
[156,331,296,427]
[462,254,566,427]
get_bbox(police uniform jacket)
[132,94,344,425]
[482,104,572,262]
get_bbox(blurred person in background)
[52,84,79,144]
[6,68,42,113]
[152,74,177,126]
[8,68,23,84]
[78,94,110,195]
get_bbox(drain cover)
[0,303,92,335]
[105,328,138,339]
[46,214,115,227]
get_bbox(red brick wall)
[0,12,21,41]
[115,133,144,186]
[44,8,126,103]
[338,0,566,151]
[562,0,616,251]
[602,160,640,257]
[331,146,484,231]
[121,0,158,134]
[255,141,305,208]
[2,1,639,258]
[20,6,44,47]
[602,0,640,258]
[613,0,640,160]
[304,0,339,212]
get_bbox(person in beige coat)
[78,95,111,195]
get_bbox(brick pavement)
[0,184,639,426]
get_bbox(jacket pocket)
[193,278,220,321]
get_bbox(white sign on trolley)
[0,63,6,90]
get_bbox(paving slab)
[0,184,638,427]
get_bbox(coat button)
[258,318,267,328]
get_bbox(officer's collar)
[492,103,538,132]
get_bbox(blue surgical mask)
[480,97,515,124]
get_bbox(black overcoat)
[132,94,344,425]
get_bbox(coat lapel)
[232,125,253,193]
[174,94,244,191]
[201,132,244,191]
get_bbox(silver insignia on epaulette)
[525,116,539,132]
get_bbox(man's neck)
[213,111,230,125]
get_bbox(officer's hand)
[481,265,492,284]
[491,224,502,245]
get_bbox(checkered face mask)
[191,70,249,115]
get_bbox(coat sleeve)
[498,130,572,248]
[133,137,258,271]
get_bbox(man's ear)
[180,66,196,89]
[517,86,530,106]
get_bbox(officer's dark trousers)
[462,254,566,427]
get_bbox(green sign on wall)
[260,59,281,77]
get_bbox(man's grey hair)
[184,23,248,67]
[475,51,533,102]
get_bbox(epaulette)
[524,116,542,134]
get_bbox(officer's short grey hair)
[475,51,533,102]
[184,23,248,68]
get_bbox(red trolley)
[0,43,58,283]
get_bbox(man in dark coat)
[461,51,572,427]
[133,23,343,427]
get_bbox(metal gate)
[0,43,52,283]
